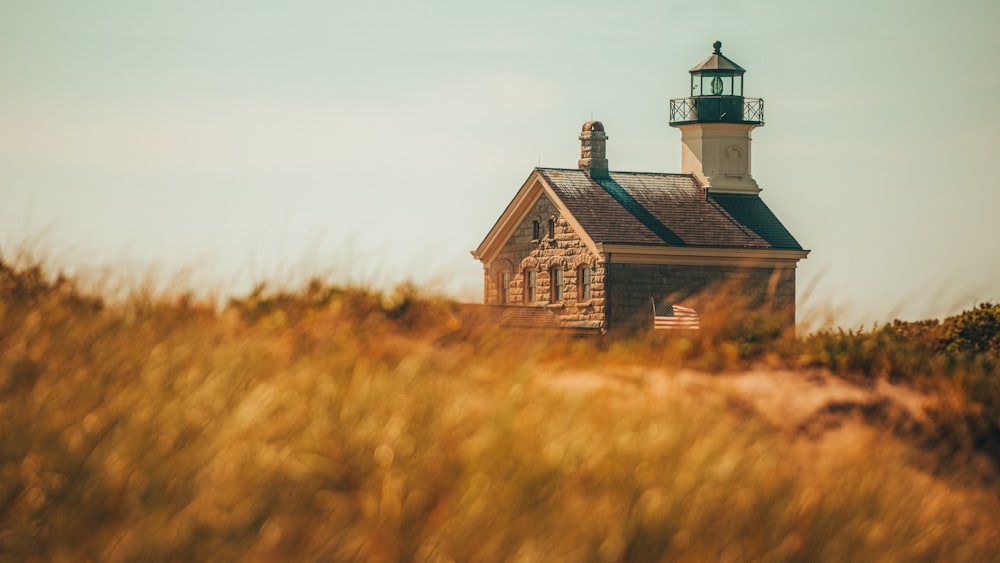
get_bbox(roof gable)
[472,169,603,264]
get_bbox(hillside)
[2,261,999,561]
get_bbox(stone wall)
[606,262,796,332]
[484,194,605,327]
[481,194,799,333]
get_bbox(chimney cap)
[582,121,605,132]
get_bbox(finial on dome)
[713,40,722,54]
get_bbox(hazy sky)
[2,0,998,327]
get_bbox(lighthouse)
[669,41,765,194]
[472,41,808,333]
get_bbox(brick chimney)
[578,121,609,179]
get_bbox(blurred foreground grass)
[1,261,999,561]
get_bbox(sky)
[1,0,998,327]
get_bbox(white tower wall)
[677,122,760,194]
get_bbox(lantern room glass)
[691,72,742,97]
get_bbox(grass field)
[2,259,999,561]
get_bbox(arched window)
[531,220,540,241]
[524,269,537,304]
[578,266,592,301]
[550,266,563,302]
[547,217,556,239]
[498,271,510,304]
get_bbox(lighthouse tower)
[669,41,765,194]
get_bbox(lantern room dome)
[689,41,745,74]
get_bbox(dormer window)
[548,218,556,239]
[531,220,540,241]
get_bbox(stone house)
[470,43,808,333]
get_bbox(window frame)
[550,266,563,302]
[524,269,537,304]
[499,271,510,304]
[578,266,592,302]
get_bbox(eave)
[596,244,809,269]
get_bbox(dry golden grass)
[1,260,999,561]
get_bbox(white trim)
[471,169,603,265]
[470,175,543,262]
[596,244,808,268]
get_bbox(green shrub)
[940,303,1000,355]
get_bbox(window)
[531,220,540,241]
[547,218,556,239]
[550,267,563,302]
[499,272,510,304]
[524,270,536,304]
[579,266,592,301]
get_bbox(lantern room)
[690,41,744,97]
[670,41,763,125]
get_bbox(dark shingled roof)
[536,168,802,251]
[710,193,802,250]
